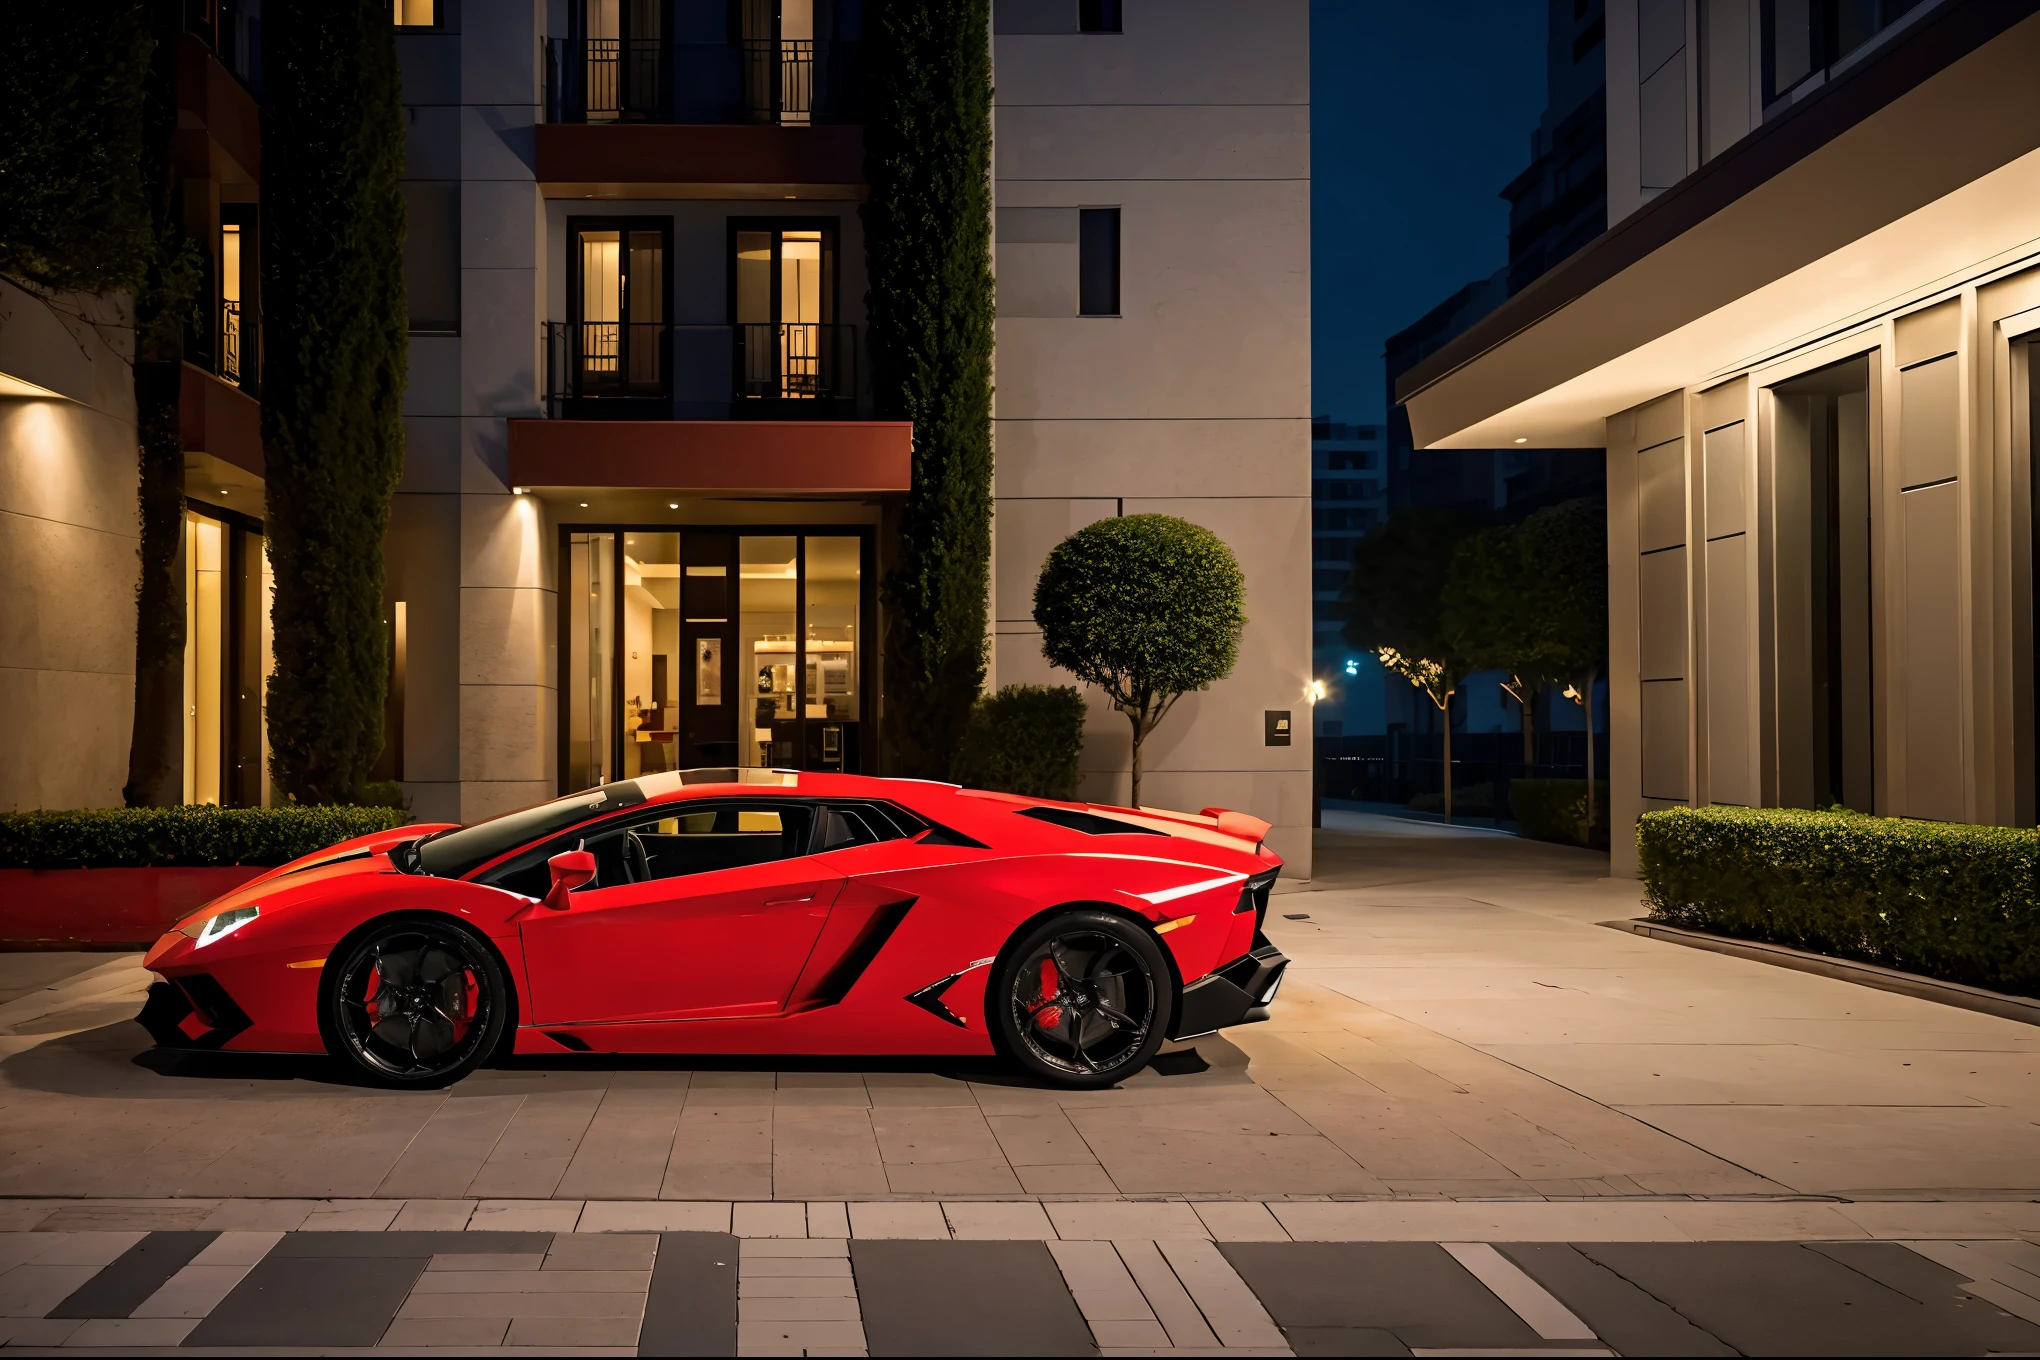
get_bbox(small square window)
[1079,208,1119,316]
[393,0,440,29]
[1079,0,1122,34]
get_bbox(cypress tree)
[262,2,408,804]
[861,0,995,778]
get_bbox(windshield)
[415,780,649,880]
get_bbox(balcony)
[544,321,860,420]
[542,36,860,126]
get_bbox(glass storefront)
[562,526,868,790]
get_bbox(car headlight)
[181,904,259,947]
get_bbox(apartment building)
[1397,0,2040,872]
[385,2,1313,865]
[0,3,267,811]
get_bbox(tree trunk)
[1128,710,1144,808]
[123,360,186,807]
[1583,664,1599,835]
[1441,689,1453,825]
[1521,684,1535,765]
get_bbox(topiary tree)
[262,0,408,804]
[951,684,1087,800]
[1033,515,1246,808]
[862,0,995,779]
[1344,506,1475,821]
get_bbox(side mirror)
[542,849,597,911]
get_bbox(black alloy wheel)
[320,916,508,1088]
[992,910,1171,1088]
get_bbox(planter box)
[0,866,267,949]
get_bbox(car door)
[518,800,844,1024]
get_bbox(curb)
[1599,918,2040,1028]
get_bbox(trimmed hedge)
[951,685,1087,800]
[0,806,407,870]
[1638,805,2040,994]
[1510,778,1610,850]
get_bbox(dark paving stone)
[1286,1326,1413,1356]
[1574,1242,2040,1357]
[851,1239,1095,1357]
[1497,1243,1734,1357]
[46,1231,217,1319]
[268,1230,553,1257]
[638,1232,738,1358]
[183,1253,427,1348]
[1221,1242,1540,1351]
[1807,1242,2040,1353]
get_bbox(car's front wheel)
[991,910,1171,1088]
[319,916,509,1088]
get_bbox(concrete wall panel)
[1899,480,1965,820]
[995,0,1307,106]
[992,499,1117,622]
[1637,438,1686,551]
[995,418,1309,500]
[1703,420,1746,536]
[1897,354,1959,488]
[1705,534,1752,804]
[1638,547,1687,680]
[1640,678,1690,800]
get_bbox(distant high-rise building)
[1382,0,1607,514]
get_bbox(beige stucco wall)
[990,0,1314,874]
[0,281,140,811]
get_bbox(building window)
[393,0,440,28]
[569,219,668,400]
[183,506,272,808]
[402,182,460,335]
[731,219,850,405]
[1079,0,1122,33]
[1079,208,1119,316]
[1762,0,1928,105]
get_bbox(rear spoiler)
[1201,807,1272,844]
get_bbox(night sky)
[1311,0,1550,425]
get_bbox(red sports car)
[139,770,1288,1088]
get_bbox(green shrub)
[1638,805,2040,994]
[0,805,407,870]
[952,685,1087,800]
[356,780,410,812]
[1511,778,1611,850]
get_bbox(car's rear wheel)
[991,910,1171,1089]
[320,916,508,1088]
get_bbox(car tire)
[991,909,1172,1089]
[319,915,510,1089]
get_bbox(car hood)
[168,823,454,932]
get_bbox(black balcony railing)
[737,323,856,405]
[544,37,668,122]
[740,39,812,124]
[543,36,857,124]
[220,297,242,384]
[544,320,672,414]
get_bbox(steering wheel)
[623,831,652,885]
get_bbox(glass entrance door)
[564,527,866,789]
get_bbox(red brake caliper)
[1036,958,1062,1030]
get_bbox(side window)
[626,803,814,882]
[474,801,815,897]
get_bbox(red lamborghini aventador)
[139,770,1288,1088]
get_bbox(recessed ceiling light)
[580,502,589,508]
[669,503,679,510]
[1513,437,1528,444]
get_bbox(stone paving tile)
[374,1093,523,1199]
[944,1199,1056,1239]
[1157,1239,1288,1348]
[468,1091,606,1200]
[664,1106,774,1201]
[1048,1202,1210,1241]
[554,1087,687,1201]
[578,1199,731,1233]
[381,1314,512,1345]
[468,1198,585,1233]
[545,1231,657,1271]
[846,1200,948,1239]
[197,1199,318,1231]
[0,1265,103,1318]
[1191,1202,1291,1241]
[734,1201,808,1238]
[807,1201,850,1238]
[427,1252,545,1272]
[389,1198,478,1231]
[59,1315,199,1346]
[301,1199,402,1231]
[0,1317,83,1346]
[34,1201,215,1233]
